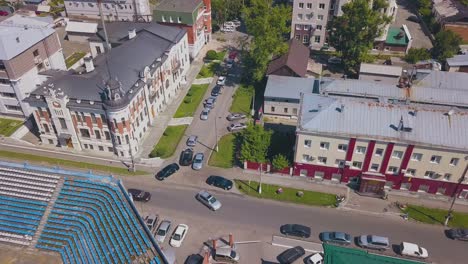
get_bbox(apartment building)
[0,15,66,117]
[64,0,152,22]
[294,93,468,198]
[25,22,190,158]
[154,0,212,59]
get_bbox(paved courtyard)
[394,0,433,49]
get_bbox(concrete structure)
[446,54,468,72]
[433,0,468,43]
[65,21,98,42]
[374,25,412,53]
[294,92,468,198]
[153,0,211,59]
[64,0,152,22]
[266,39,310,77]
[25,22,190,158]
[0,15,66,117]
[359,63,402,84]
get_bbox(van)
[400,242,428,259]
[214,248,240,263]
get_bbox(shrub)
[272,154,289,170]
[405,48,431,64]
[206,50,218,60]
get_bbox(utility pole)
[251,89,255,117]
[444,156,468,226]
[214,116,219,152]
[258,163,262,194]
[97,0,112,51]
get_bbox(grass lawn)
[401,204,468,228]
[230,85,254,114]
[0,150,147,176]
[235,179,337,207]
[197,62,220,79]
[208,134,236,168]
[65,51,86,68]
[149,125,188,158]
[173,84,210,118]
[0,118,23,137]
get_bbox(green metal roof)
[385,27,409,46]
[323,244,425,264]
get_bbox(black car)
[127,189,151,202]
[277,246,305,264]
[185,254,204,264]
[206,175,233,190]
[280,224,311,238]
[156,163,180,181]
[211,85,221,97]
[447,228,468,241]
[407,15,420,23]
[179,148,194,166]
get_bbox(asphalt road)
[124,177,467,264]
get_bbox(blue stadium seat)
[1,205,44,216]
[0,215,39,226]
[0,226,34,236]
[0,210,42,221]
[0,195,48,206]
[43,224,90,264]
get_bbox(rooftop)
[264,75,317,100]
[266,38,310,77]
[0,15,55,60]
[446,54,468,67]
[299,93,468,151]
[433,0,468,20]
[359,63,402,77]
[65,21,98,34]
[155,0,202,13]
[385,27,409,46]
[412,70,468,91]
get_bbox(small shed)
[359,63,402,84]
[65,21,98,43]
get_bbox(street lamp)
[444,156,468,226]
[251,89,255,117]
[258,163,263,194]
[214,116,220,152]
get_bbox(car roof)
[216,247,233,256]
[128,188,142,194]
[369,235,389,244]
[334,232,347,239]
[159,220,171,229]
[175,224,187,233]
[188,135,197,140]
[195,153,204,158]
[200,190,211,198]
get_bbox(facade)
[153,0,212,59]
[294,93,468,199]
[266,39,310,77]
[65,21,99,43]
[64,0,152,22]
[25,22,190,158]
[0,15,66,117]
[446,54,468,72]
[358,63,402,84]
[433,0,468,43]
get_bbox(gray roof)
[0,15,55,60]
[299,93,468,151]
[446,54,468,67]
[412,70,468,91]
[264,75,316,100]
[155,0,202,13]
[359,63,402,77]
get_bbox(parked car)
[357,235,390,251]
[400,242,428,259]
[227,113,246,121]
[407,15,420,23]
[179,148,194,166]
[185,254,203,264]
[277,246,305,264]
[155,163,180,181]
[280,224,311,238]
[221,26,235,32]
[196,190,222,211]
[200,108,210,120]
[206,175,233,190]
[192,153,204,170]
[217,76,226,86]
[228,51,238,60]
[170,224,189,247]
[227,123,247,132]
[226,59,234,69]
[127,189,151,202]
[232,19,241,27]
[305,253,324,264]
[447,228,468,241]
[155,220,171,243]
[145,214,159,234]
[328,56,342,65]
[211,85,221,97]
[214,247,240,263]
[204,97,216,109]
[186,135,198,147]
[319,231,352,245]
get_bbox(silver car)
[186,135,198,147]
[227,123,247,132]
[200,108,210,120]
[196,190,222,211]
[357,235,390,251]
[192,153,204,170]
[155,220,171,243]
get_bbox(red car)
[228,51,238,60]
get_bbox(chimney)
[128,28,136,39]
[84,57,95,72]
[229,233,234,248]
[340,104,344,113]
[203,250,210,264]
[212,239,217,249]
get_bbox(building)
[446,54,468,72]
[64,0,152,22]
[373,25,412,53]
[0,15,66,117]
[65,21,99,43]
[266,38,310,77]
[25,22,190,158]
[433,0,468,43]
[294,92,468,198]
[153,0,211,59]
[359,63,402,84]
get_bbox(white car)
[170,224,188,247]
[200,108,210,120]
[305,253,324,264]
[227,123,247,132]
[400,242,428,259]
[217,76,226,86]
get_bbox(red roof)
[266,38,310,77]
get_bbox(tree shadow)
[232,132,244,167]
[261,259,279,264]
[407,207,444,225]
[236,179,257,192]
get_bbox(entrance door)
[418,184,429,193]
[66,138,73,148]
[331,173,341,182]
[459,190,468,199]
[359,179,384,194]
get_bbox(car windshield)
[418,247,423,254]
[230,251,236,258]
[195,157,202,162]
[208,196,217,203]
[367,235,372,242]
[173,234,181,240]
[157,229,166,236]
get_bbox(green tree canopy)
[432,30,462,62]
[212,0,244,26]
[405,48,431,64]
[327,0,391,74]
[240,124,272,163]
[271,154,289,170]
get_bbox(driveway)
[394,0,433,49]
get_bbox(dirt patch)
[0,245,61,264]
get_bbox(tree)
[240,124,272,163]
[212,0,244,27]
[327,0,391,74]
[405,48,431,64]
[271,154,289,170]
[432,30,462,62]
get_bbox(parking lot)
[393,0,433,49]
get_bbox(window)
[6,105,21,111]
[425,171,441,179]
[375,148,384,156]
[370,164,379,171]
[178,17,181,23]
[91,113,97,123]
[450,158,459,166]
[84,144,88,149]
[89,145,94,150]
[98,146,104,151]
[293,108,298,115]
[318,15,324,20]
[316,25,322,31]
[105,131,111,140]
[318,156,327,164]
[444,173,452,181]
[303,25,309,30]
[411,153,422,161]
[307,3,312,8]
[284,108,288,113]
[392,150,403,159]
[430,155,441,164]
[75,112,82,122]
[95,130,101,139]
[352,161,362,169]
[43,124,50,133]
[0,79,11,85]
[335,159,345,167]
[271,106,275,112]
[302,34,309,44]
[59,118,67,129]
[314,36,320,43]
[0,92,15,98]
[162,15,166,22]
[169,16,173,22]
[100,114,107,124]
[306,13,313,20]
[80,129,90,138]
[304,140,312,148]
[299,2,304,8]
[320,142,329,150]
[387,166,399,174]
[296,24,303,30]
[125,135,130,144]
[48,139,54,144]
[406,168,416,176]
[297,14,303,20]
[117,136,122,145]
[121,118,126,127]
[356,146,366,154]
[33,49,39,57]
[337,144,347,152]
[319,3,325,9]
[108,147,114,152]
[302,154,313,162]
[295,34,301,40]
[96,46,102,54]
